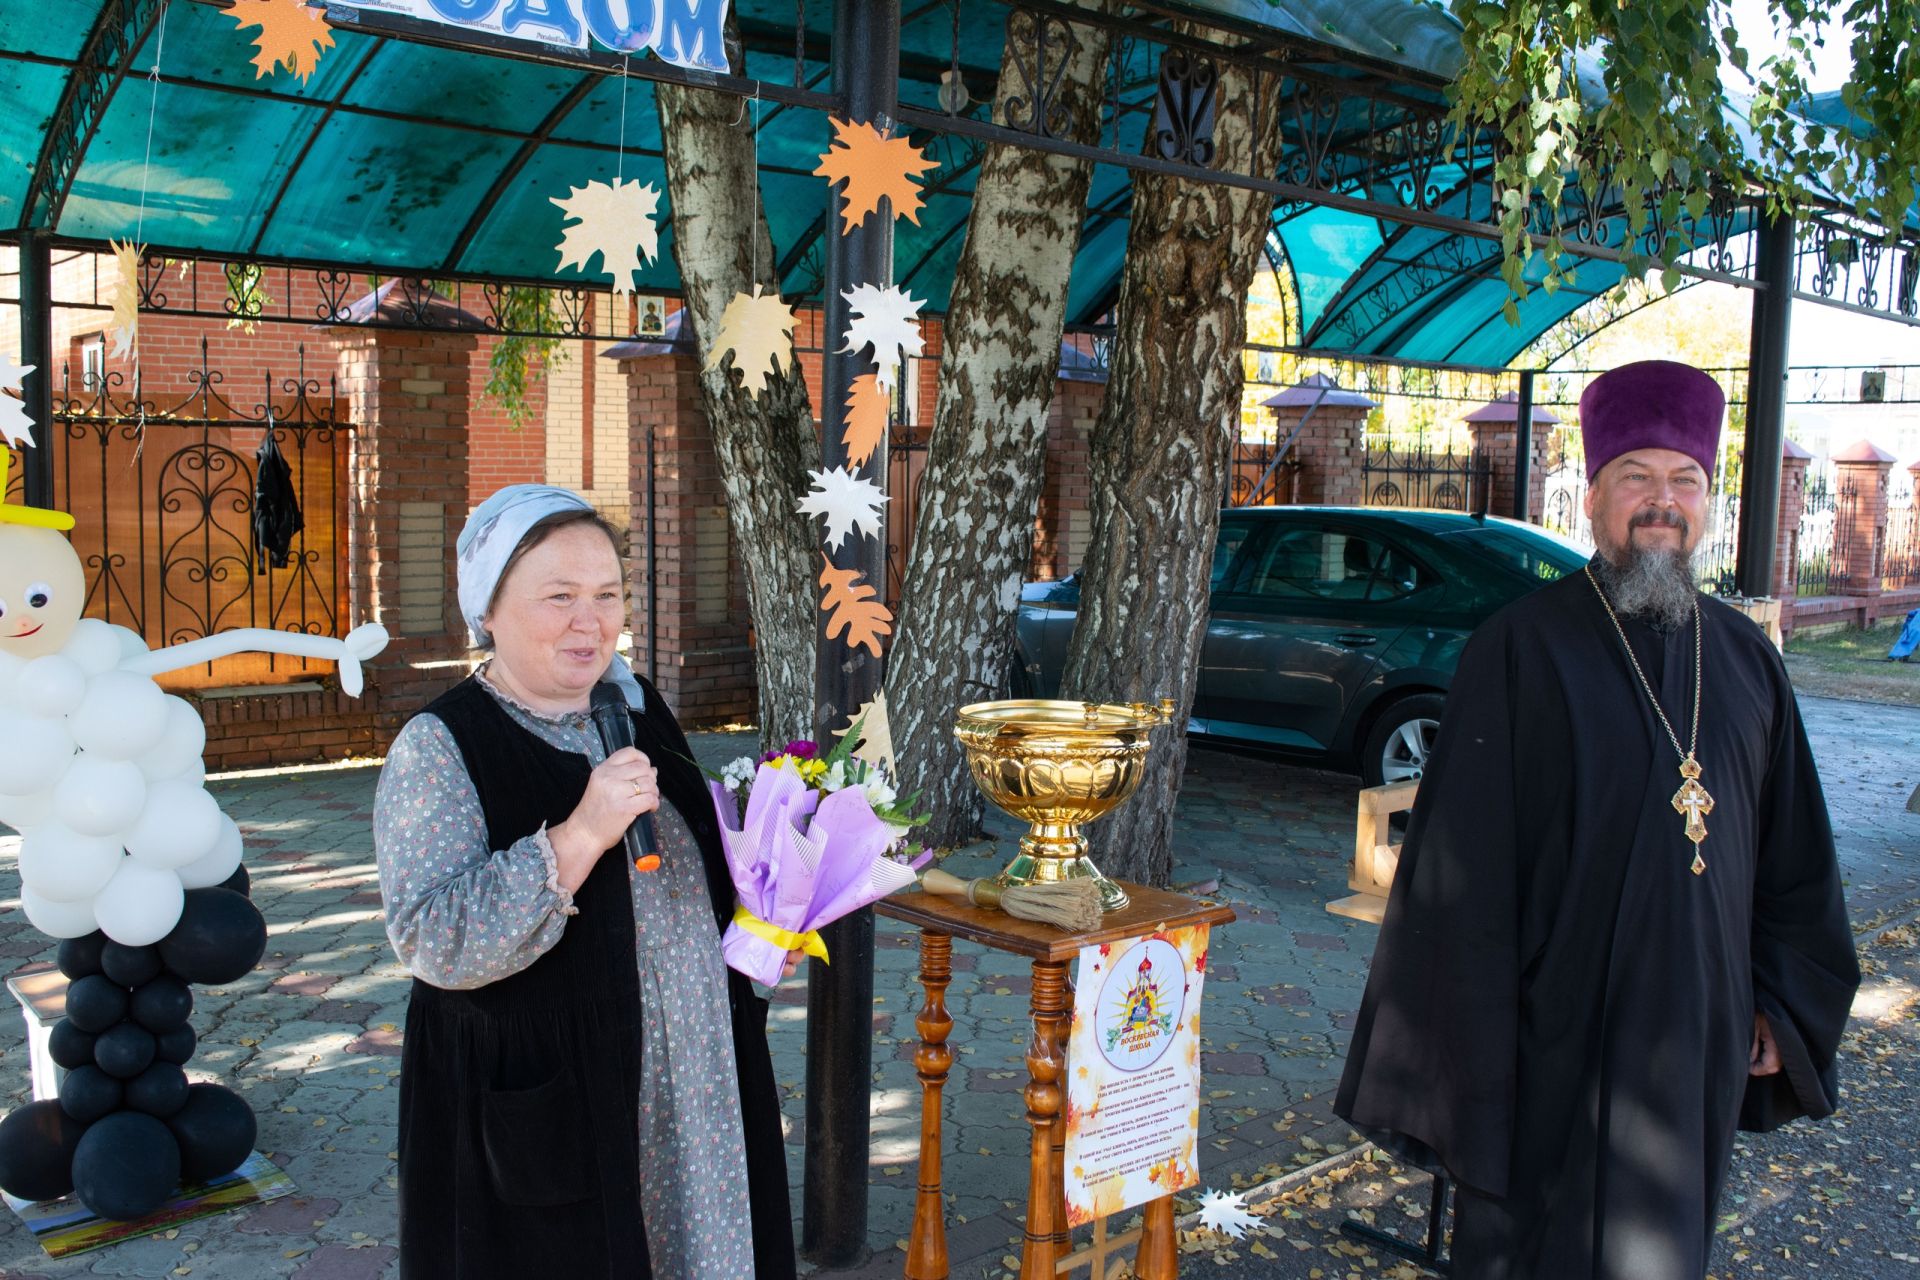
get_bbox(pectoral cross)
[1672,755,1713,874]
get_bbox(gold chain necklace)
[1585,564,1713,874]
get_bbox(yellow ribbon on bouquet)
[732,905,831,965]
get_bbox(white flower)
[720,757,757,794]
[861,774,897,811]
[820,760,850,793]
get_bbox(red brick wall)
[1032,378,1103,580]
[466,336,549,506]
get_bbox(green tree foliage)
[482,287,567,430]
[1450,0,1919,316]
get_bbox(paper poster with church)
[1062,925,1211,1226]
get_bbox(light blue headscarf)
[456,484,645,709]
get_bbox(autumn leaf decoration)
[813,117,940,232]
[228,0,335,84]
[108,240,143,361]
[706,285,799,396]
[843,374,888,468]
[551,178,661,294]
[819,556,892,658]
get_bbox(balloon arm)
[122,625,391,697]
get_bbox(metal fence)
[1796,474,1855,598]
[49,340,352,691]
[1884,480,1919,591]
[1361,446,1491,513]
[1227,435,1302,506]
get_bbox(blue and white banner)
[343,0,730,72]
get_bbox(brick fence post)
[1464,394,1556,521]
[1034,375,1103,579]
[333,328,478,746]
[1774,440,1811,615]
[1832,439,1895,599]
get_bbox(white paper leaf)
[797,466,888,551]
[109,240,143,361]
[840,282,924,392]
[551,177,661,294]
[832,692,896,776]
[0,357,36,448]
[707,285,799,396]
[1196,1189,1265,1241]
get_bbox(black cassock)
[1335,568,1859,1280]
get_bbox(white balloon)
[0,649,22,704]
[0,788,52,832]
[136,697,208,781]
[20,885,99,939]
[70,670,169,761]
[176,814,243,889]
[15,655,86,718]
[52,755,146,838]
[179,757,207,787]
[106,624,150,661]
[0,711,74,795]
[93,859,185,947]
[65,619,124,676]
[124,781,222,870]
[18,823,124,903]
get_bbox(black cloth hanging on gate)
[252,431,303,570]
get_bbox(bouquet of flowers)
[707,727,929,985]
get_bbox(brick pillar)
[334,329,478,744]
[1033,376,1103,580]
[622,350,755,725]
[1832,439,1895,598]
[1466,419,1554,522]
[1288,404,1370,506]
[1774,440,1812,605]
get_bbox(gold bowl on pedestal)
[953,698,1175,914]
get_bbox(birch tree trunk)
[657,74,818,752]
[886,9,1112,847]
[1058,61,1282,888]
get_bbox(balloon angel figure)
[0,443,387,948]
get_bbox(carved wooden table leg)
[905,930,954,1280]
[1052,969,1073,1250]
[1136,1196,1178,1279]
[1020,958,1070,1280]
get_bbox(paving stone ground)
[0,695,1911,1280]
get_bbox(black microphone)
[588,681,661,872]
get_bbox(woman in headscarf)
[373,485,795,1280]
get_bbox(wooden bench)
[1326,780,1418,924]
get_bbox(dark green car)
[1013,507,1590,786]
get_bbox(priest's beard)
[1593,511,1699,631]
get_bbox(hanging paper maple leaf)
[813,117,940,232]
[706,285,799,396]
[109,240,143,361]
[843,374,888,469]
[797,466,888,551]
[0,357,36,449]
[841,283,924,391]
[832,692,896,774]
[228,0,335,84]
[1196,1189,1265,1241]
[551,177,661,294]
[819,556,892,658]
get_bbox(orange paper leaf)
[812,117,940,233]
[843,374,888,468]
[228,0,335,84]
[819,556,892,657]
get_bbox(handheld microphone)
[588,681,661,873]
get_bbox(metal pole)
[17,227,55,507]
[1737,214,1794,598]
[803,0,897,1264]
[1512,370,1535,522]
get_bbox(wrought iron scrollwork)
[1145,49,1217,168]
[1002,8,1078,139]
[1281,81,1339,189]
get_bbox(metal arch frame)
[249,37,388,257]
[22,0,171,231]
[1522,276,1710,369]
[441,73,602,272]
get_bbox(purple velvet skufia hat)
[1579,360,1725,480]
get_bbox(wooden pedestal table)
[876,883,1235,1280]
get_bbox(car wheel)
[1361,693,1445,789]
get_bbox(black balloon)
[125,1062,190,1119]
[56,932,107,981]
[154,1022,197,1065]
[156,889,266,985]
[71,1112,180,1220]
[217,864,251,898]
[64,975,130,1034]
[0,1099,86,1202]
[48,1018,98,1071]
[130,976,193,1033]
[101,942,163,988]
[59,1064,123,1124]
[94,1022,157,1079]
[166,1084,255,1185]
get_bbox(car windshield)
[1441,523,1591,582]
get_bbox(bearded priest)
[1334,360,1860,1280]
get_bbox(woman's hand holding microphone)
[548,747,659,894]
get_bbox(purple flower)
[784,740,818,759]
